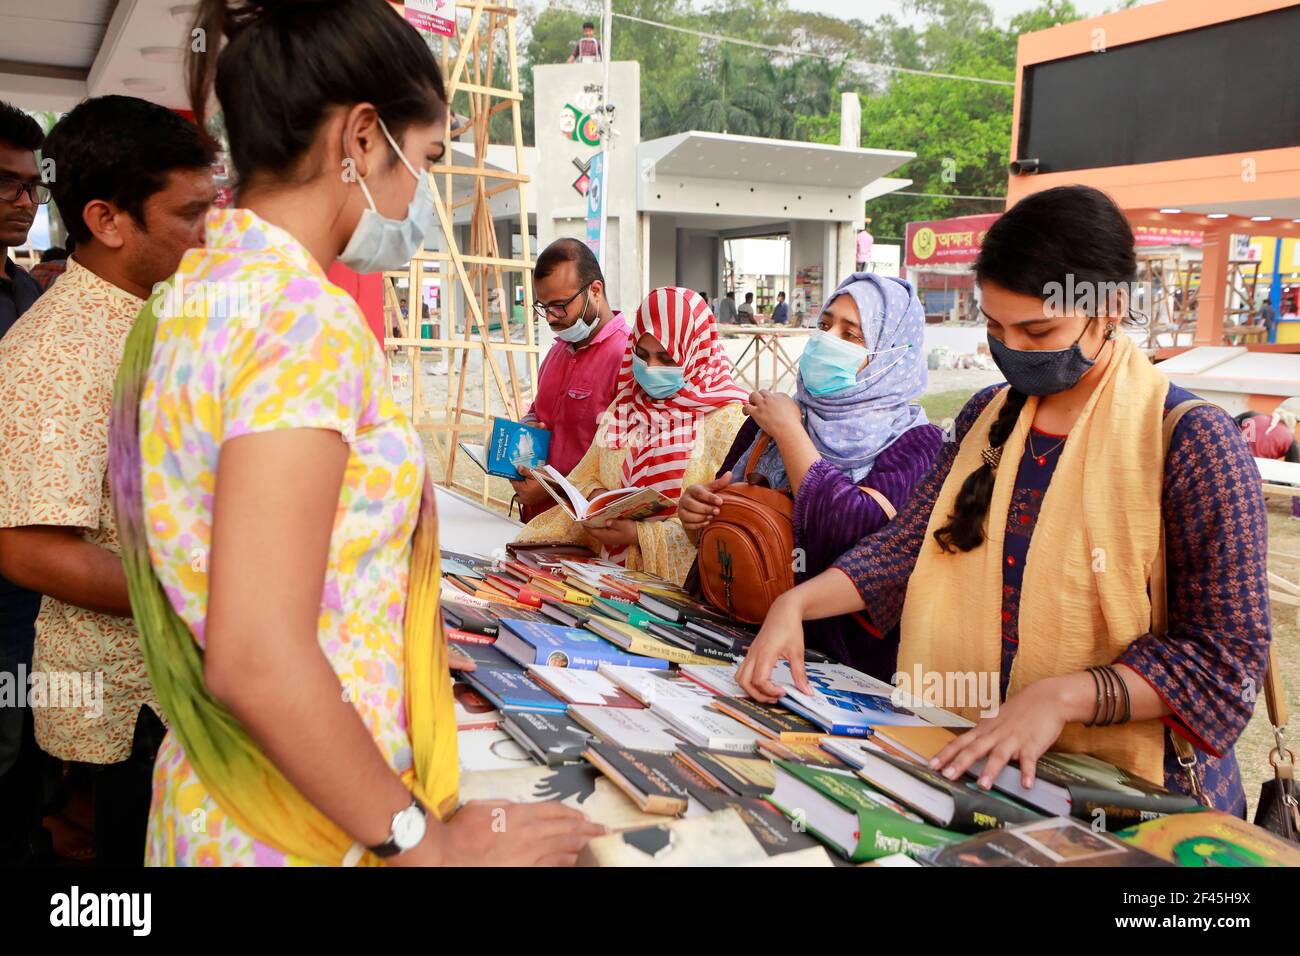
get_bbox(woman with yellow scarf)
[737,186,1271,814]
[110,0,600,865]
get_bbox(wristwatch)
[368,797,428,858]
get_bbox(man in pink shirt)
[511,238,629,520]
[855,219,874,270]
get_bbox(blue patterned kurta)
[833,383,1271,814]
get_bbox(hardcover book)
[495,618,668,671]
[501,710,594,767]
[928,816,1170,868]
[769,760,958,863]
[1114,810,1300,867]
[459,417,550,480]
[583,743,695,815]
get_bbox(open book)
[526,464,676,529]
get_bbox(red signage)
[1133,225,1203,248]
[905,214,1000,267]
[905,213,1203,268]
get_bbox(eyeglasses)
[533,283,592,321]
[0,179,52,205]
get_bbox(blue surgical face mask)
[799,330,872,396]
[553,291,597,344]
[987,319,1114,396]
[338,118,436,274]
[633,354,685,399]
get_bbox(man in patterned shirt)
[0,96,215,866]
[0,99,50,867]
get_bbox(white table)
[434,485,522,559]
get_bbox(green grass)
[919,388,976,425]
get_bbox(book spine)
[1067,786,1193,829]
[948,790,1039,833]
[625,635,715,666]
[776,731,828,745]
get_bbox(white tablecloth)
[434,485,522,558]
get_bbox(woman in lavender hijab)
[679,272,942,679]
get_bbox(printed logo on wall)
[571,156,592,197]
[561,103,602,147]
[560,85,604,147]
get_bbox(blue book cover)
[489,418,550,479]
[496,618,669,671]
[780,688,926,737]
[463,666,567,713]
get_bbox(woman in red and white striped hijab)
[513,287,748,582]
[605,286,750,498]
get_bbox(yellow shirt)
[0,258,159,763]
[514,401,745,584]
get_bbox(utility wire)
[549,4,1015,88]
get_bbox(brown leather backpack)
[697,435,895,624]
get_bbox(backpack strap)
[858,485,896,520]
[743,433,773,482]
[1154,399,1287,794]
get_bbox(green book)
[769,759,960,862]
[591,596,681,631]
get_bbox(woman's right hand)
[678,472,733,544]
[406,800,605,867]
[736,591,811,702]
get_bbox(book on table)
[459,417,550,480]
[1113,809,1300,867]
[969,750,1202,830]
[927,816,1171,868]
[757,737,850,769]
[596,663,718,708]
[649,700,763,753]
[494,617,669,671]
[525,664,643,708]
[457,763,665,830]
[846,744,1047,834]
[462,666,567,714]
[567,704,686,753]
[770,661,932,736]
[690,791,829,858]
[582,743,695,815]
[456,728,537,773]
[674,745,778,798]
[444,639,520,672]
[711,696,825,744]
[500,710,594,767]
[452,681,501,731]
[583,617,718,666]
[768,759,960,863]
[576,808,833,867]
[526,464,676,528]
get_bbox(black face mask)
[988,319,1115,396]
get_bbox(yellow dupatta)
[897,333,1169,784]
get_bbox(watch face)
[392,805,427,851]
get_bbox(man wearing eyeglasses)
[510,238,628,521]
[0,96,216,867]
[0,101,49,867]
[0,102,44,340]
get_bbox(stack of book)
[441,545,1276,867]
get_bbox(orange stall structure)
[1005,0,1300,355]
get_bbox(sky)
[785,0,1149,27]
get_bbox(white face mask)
[338,117,436,274]
[553,289,597,343]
